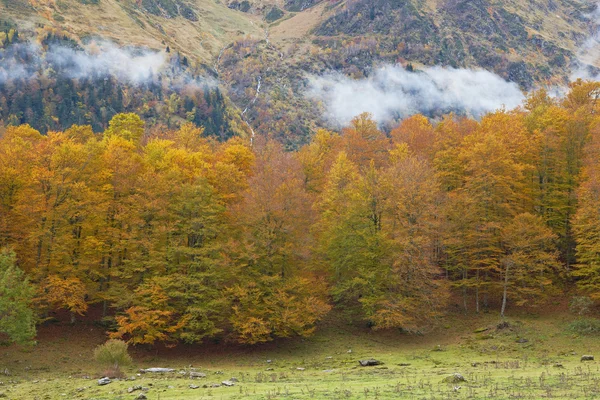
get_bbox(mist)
[570,2,600,81]
[0,40,214,88]
[306,65,525,127]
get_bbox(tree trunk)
[500,262,511,318]
[475,269,480,314]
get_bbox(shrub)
[94,339,132,376]
[568,318,600,335]
[569,296,593,316]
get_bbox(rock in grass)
[221,380,235,387]
[358,359,382,367]
[442,373,466,383]
[581,355,595,361]
[516,338,529,343]
[189,384,199,389]
[189,372,207,378]
[134,394,147,400]
[97,377,111,386]
[496,321,510,330]
[127,385,142,393]
[140,368,175,373]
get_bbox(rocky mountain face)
[0,0,597,145]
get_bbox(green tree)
[499,213,560,317]
[0,248,36,345]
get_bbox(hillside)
[1,0,598,145]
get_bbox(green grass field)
[3,310,600,399]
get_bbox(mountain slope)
[1,0,598,146]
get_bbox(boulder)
[140,368,175,373]
[189,384,199,389]
[221,380,235,387]
[359,359,382,367]
[189,372,207,378]
[442,373,467,384]
[127,386,142,393]
[97,377,111,386]
[581,355,595,361]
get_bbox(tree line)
[2,81,600,346]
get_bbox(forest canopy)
[3,81,600,345]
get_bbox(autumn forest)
[3,80,600,348]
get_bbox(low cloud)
[0,40,215,88]
[306,65,525,127]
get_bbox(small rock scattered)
[140,368,175,373]
[97,377,111,386]
[516,338,529,343]
[359,359,382,367]
[189,372,207,378]
[189,384,199,389]
[496,321,510,330]
[134,394,147,400]
[582,355,595,361]
[221,380,235,387]
[442,373,466,384]
[127,386,143,393]
[296,367,305,371]
[554,363,564,368]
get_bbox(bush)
[568,318,600,335]
[94,339,132,372]
[569,296,593,316]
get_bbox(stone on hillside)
[189,384,199,389]
[97,377,111,386]
[127,385,142,393]
[134,394,147,400]
[230,377,239,382]
[359,359,382,367]
[140,368,175,373]
[296,367,305,371]
[189,372,207,378]
[221,380,235,387]
[516,338,529,343]
[496,321,510,330]
[581,355,595,361]
[442,373,466,383]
